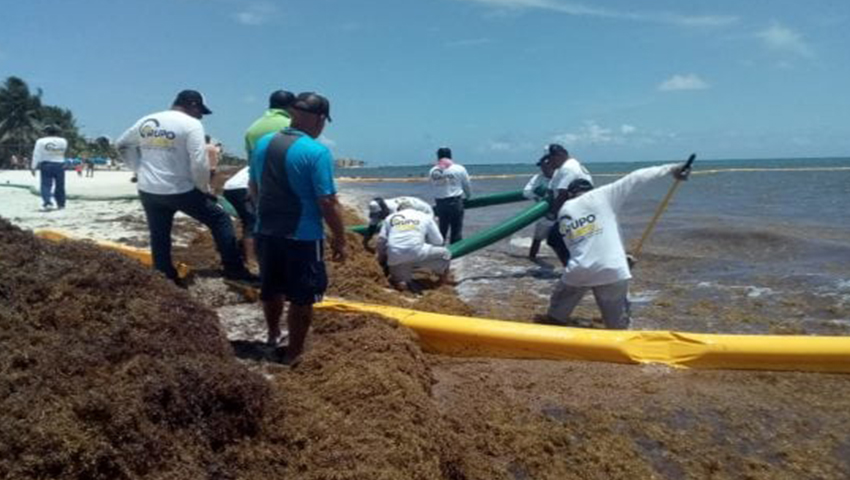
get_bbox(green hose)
[448,201,550,259]
[348,189,530,234]
[462,190,526,209]
[217,195,239,217]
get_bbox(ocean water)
[338,157,850,335]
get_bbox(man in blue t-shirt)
[249,92,346,365]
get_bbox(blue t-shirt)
[249,128,337,240]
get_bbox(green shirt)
[244,108,292,158]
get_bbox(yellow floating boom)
[35,229,190,279]
[34,229,850,374]
[317,300,850,374]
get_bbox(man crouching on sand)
[376,203,451,294]
[546,162,690,329]
[249,92,346,365]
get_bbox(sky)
[1,0,849,165]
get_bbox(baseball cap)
[269,90,295,109]
[566,179,594,197]
[544,143,569,157]
[173,89,212,114]
[43,124,61,135]
[535,154,549,167]
[436,147,452,159]
[292,92,332,122]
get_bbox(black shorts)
[256,236,328,305]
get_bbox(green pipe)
[349,224,369,235]
[217,195,239,217]
[448,201,550,259]
[348,190,531,234]
[462,190,526,209]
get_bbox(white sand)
[0,170,189,245]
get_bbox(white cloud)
[476,139,534,154]
[553,121,616,146]
[234,3,276,25]
[458,0,738,27]
[552,121,664,148]
[658,74,710,91]
[757,23,813,58]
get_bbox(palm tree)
[0,76,43,158]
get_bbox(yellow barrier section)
[34,229,191,279]
[316,300,850,374]
[31,229,850,373]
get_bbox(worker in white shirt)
[362,196,434,249]
[522,155,556,260]
[541,143,593,266]
[116,89,255,286]
[376,204,451,293]
[30,125,68,210]
[429,146,471,244]
[546,162,691,329]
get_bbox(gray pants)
[388,247,451,283]
[547,280,631,329]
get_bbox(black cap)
[292,92,332,122]
[269,90,295,110]
[43,125,61,135]
[436,147,452,159]
[566,179,594,197]
[173,89,212,115]
[545,143,569,157]
[535,154,549,167]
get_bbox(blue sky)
[2,0,849,165]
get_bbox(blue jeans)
[39,162,66,208]
[435,195,464,244]
[139,189,243,280]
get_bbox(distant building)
[335,157,366,168]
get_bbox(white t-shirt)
[549,157,593,192]
[368,196,434,226]
[378,209,445,265]
[223,166,250,191]
[429,163,471,199]
[116,109,209,195]
[31,136,68,169]
[556,164,677,287]
[523,173,550,201]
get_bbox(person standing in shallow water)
[30,125,68,210]
[429,146,471,244]
[116,89,256,286]
[546,162,690,329]
[249,92,346,365]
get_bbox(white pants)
[388,246,451,283]
[547,280,631,329]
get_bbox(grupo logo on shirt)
[559,213,600,240]
[390,214,420,231]
[44,142,65,152]
[430,169,453,184]
[139,118,177,148]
